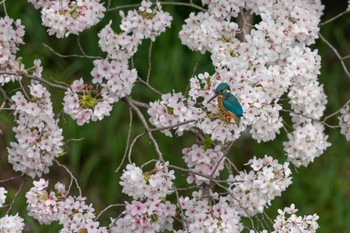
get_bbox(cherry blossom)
[63,78,114,125]
[28,0,105,38]
[8,84,64,178]
[284,122,331,167]
[119,0,172,41]
[109,194,176,233]
[148,92,198,137]
[120,161,175,200]
[272,204,319,233]
[228,155,292,216]
[0,214,25,233]
[182,144,225,185]
[0,16,25,85]
[339,104,350,141]
[26,179,107,232]
[0,187,7,207]
[91,59,137,102]
[178,190,243,232]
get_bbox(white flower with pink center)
[8,84,64,178]
[31,0,105,38]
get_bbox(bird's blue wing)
[223,94,243,116]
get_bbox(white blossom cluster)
[63,78,114,125]
[63,0,172,125]
[91,59,137,102]
[0,187,7,207]
[228,155,292,216]
[115,161,176,232]
[272,204,319,233]
[148,0,330,166]
[182,144,225,185]
[26,179,107,232]
[202,0,244,20]
[93,0,172,105]
[284,122,331,167]
[28,0,105,38]
[179,12,240,54]
[98,22,140,61]
[339,104,350,141]
[109,194,176,233]
[147,92,198,137]
[119,0,173,41]
[120,161,175,200]
[0,214,25,233]
[8,83,64,178]
[97,0,172,61]
[0,16,25,85]
[177,190,243,233]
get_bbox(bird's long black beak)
[207,93,219,104]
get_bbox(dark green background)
[1,0,350,232]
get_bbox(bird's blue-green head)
[207,83,231,103]
[215,83,231,94]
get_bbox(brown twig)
[55,159,82,196]
[43,43,102,60]
[320,10,350,26]
[125,96,164,161]
[0,71,68,90]
[319,33,350,79]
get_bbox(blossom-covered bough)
[0,0,350,232]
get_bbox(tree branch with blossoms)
[1,0,350,232]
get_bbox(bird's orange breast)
[217,96,239,124]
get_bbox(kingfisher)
[207,83,243,126]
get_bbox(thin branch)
[0,174,24,183]
[1,0,7,16]
[116,107,133,173]
[108,1,206,12]
[18,78,30,100]
[43,43,102,59]
[0,86,13,109]
[168,164,225,183]
[262,212,274,228]
[160,1,206,11]
[107,3,140,11]
[146,41,153,83]
[125,96,164,161]
[237,8,254,41]
[211,155,226,178]
[281,109,339,128]
[225,157,240,174]
[141,159,158,169]
[323,98,350,121]
[65,137,85,144]
[55,159,82,196]
[341,54,350,60]
[172,185,188,231]
[128,133,145,164]
[6,180,25,215]
[130,99,150,109]
[150,119,197,132]
[0,71,68,90]
[319,33,350,79]
[77,35,87,57]
[95,203,125,220]
[320,10,350,26]
[188,127,205,143]
[137,77,162,95]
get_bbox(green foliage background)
[1,0,350,232]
